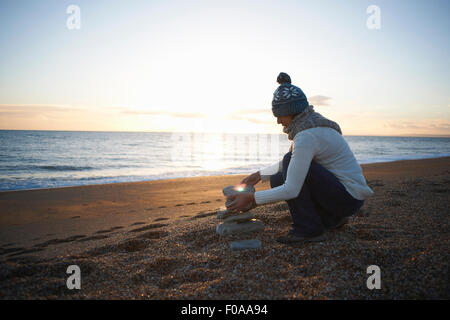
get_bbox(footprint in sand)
[8,248,44,257]
[66,235,87,241]
[175,204,183,207]
[95,226,124,234]
[85,239,148,257]
[70,216,81,219]
[145,208,153,211]
[200,200,211,204]
[154,217,169,222]
[129,223,168,233]
[95,230,110,234]
[34,235,87,248]
[130,222,146,226]
[158,206,167,209]
[78,234,110,242]
[191,211,216,219]
[0,247,26,256]
[137,230,169,240]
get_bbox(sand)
[0,157,449,299]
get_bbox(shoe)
[329,217,349,230]
[276,233,326,244]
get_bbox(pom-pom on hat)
[272,72,309,117]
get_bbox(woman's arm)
[254,132,316,205]
[258,159,282,182]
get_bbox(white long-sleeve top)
[254,127,374,205]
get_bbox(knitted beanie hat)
[272,72,309,117]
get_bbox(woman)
[226,72,374,244]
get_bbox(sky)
[0,0,449,136]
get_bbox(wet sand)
[0,157,449,299]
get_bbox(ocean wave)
[2,153,450,191]
[357,153,450,164]
[0,164,95,172]
[40,165,95,171]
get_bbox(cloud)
[308,95,332,106]
[229,114,274,124]
[0,104,118,131]
[0,104,84,112]
[0,104,87,117]
[237,108,271,114]
[122,107,274,123]
[121,110,207,118]
[383,120,450,134]
[0,105,211,120]
[227,108,274,125]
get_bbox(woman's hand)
[240,171,261,186]
[226,193,257,213]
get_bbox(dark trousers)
[270,151,364,237]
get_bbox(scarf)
[283,105,342,147]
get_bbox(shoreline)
[2,155,450,194]
[0,156,449,227]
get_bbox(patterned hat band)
[272,83,309,117]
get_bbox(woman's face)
[277,115,295,129]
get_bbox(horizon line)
[0,128,449,138]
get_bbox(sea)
[1,130,449,191]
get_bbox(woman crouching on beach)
[226,72,374,244]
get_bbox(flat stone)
[223,212,254,224]
[217,207,231,219]
[216,219,264,236]
[217,207,254,220]
[216,208,239,219]
[230,239,262,250]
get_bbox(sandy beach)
[0,157,449,299]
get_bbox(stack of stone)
[216,185,264,250]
